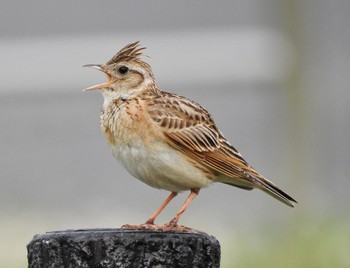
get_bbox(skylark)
[84,41,297,230]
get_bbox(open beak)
[83,64,113,91]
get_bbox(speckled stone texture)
[27,228,221,268]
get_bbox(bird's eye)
[118,66,129,74]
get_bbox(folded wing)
[148,92,297,207]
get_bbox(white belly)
[111,140,210,192]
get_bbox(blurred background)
[1,0,349,267]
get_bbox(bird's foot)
[121,222,194,232]
[121,223,161,230]
[161,223,193,232]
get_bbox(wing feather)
[146,91,297,207]
[148,92,252,178]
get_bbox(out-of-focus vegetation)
[222,217,350,268]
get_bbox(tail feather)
[258,178,297,207]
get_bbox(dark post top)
[27,228,221,268]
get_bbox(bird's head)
[84,41,157,99]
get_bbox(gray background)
[1,1,349,267]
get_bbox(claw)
[121,223,162,230]
[161,223,193,232]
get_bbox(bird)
[83,41,297,231]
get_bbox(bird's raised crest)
[85,41,297,231]
[107,41,146,65]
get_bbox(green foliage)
[222,218,350,268]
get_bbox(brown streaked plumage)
[84,41,297,230]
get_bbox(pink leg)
[165,189,199,228]
[145,192,178,225]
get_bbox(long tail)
[258,178,297,207]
